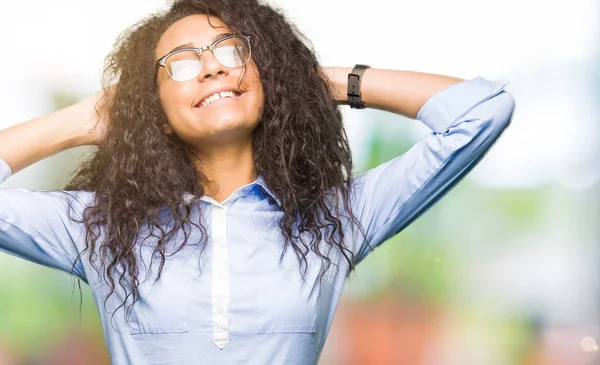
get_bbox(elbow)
[489,90,516,132]
[470,90,515,139]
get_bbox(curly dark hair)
[64,0,367,325]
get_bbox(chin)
[199,119,258,141]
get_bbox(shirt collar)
[254,174,282,207]
[182,175,282,207]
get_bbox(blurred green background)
[0,0,598,364]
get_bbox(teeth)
[199,91,238,108]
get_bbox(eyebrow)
[166,32,234,54]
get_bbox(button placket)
[211,205,230,349]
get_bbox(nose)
[197,48,228,81]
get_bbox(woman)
[0,0,515,363]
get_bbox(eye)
[165,51,203,82]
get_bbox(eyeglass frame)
[155,34,252,82]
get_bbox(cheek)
[256,85,265,116]
[254,89,264,117]
[245,63,263,99]
[159,86,174,113]
[248,75,264,110]
[159,85,188,119]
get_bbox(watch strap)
[347,64,370,109]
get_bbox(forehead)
[156,14,231,58]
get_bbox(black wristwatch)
[347,64,370,109]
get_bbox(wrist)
[324,66,352,102]
[347,65,371,109]
[57,104,97,148]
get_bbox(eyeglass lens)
[166,36,250,81]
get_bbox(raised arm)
[323,67,515,265]
[0,89,107,174]
[0,89,108,281]
[323,67,464,117]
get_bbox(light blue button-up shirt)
[0,77,515,364]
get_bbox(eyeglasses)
[156,34,252,82]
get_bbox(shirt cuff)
[416,77,509,134]
[0,158,13,185]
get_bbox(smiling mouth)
[194,91,243,109]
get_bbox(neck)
[191,139,256,203]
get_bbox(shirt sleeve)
[0,158,88,282]
[350,77,516,265]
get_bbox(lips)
[194,87,244,109]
